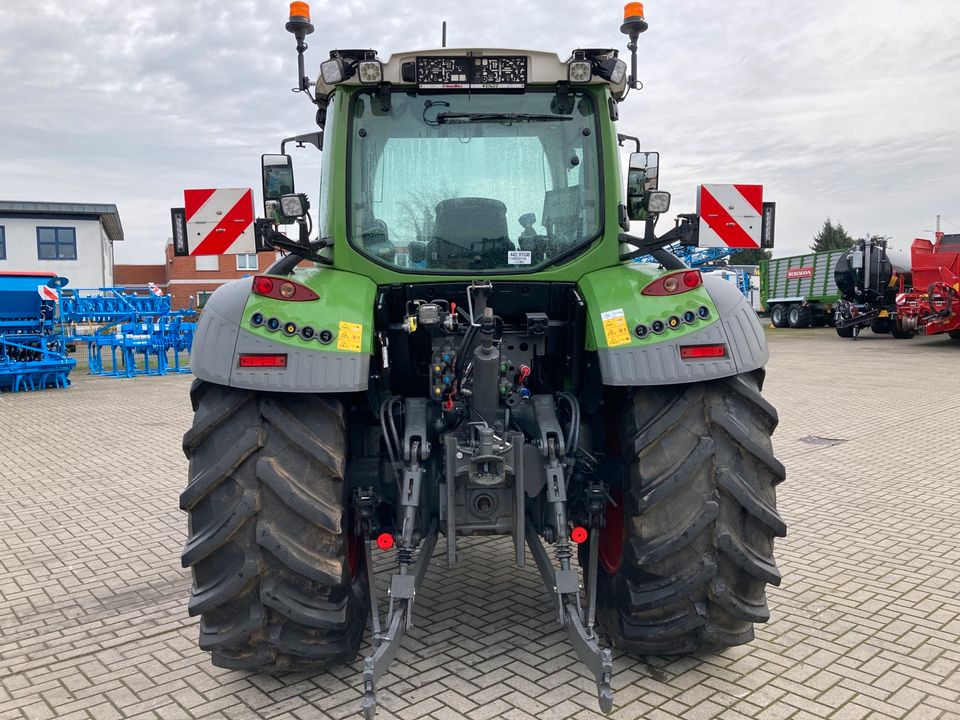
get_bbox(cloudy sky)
[1,0,958,263]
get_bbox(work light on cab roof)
[282,2,650,101]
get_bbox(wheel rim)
[599,487,625,574]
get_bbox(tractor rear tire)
[591,371,786,655]
[769,304,788,328]
[787,304,811,328]
[180,380,368,673]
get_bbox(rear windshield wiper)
[435,112,574,124]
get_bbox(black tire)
[591,371,786,655]
[892,328,915,340]
[769,304,788,328]
[835,325,854,338]
[949,330,960,341]
[870,319,892,335]
[180,380,368,672]
[787,304,811,328]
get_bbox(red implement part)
[896,237,960,335]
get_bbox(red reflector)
[238,353,287,368]
[570,526,589,544]
[376,533,394,550]
[679,344,726,360]
[683,270,702,288]
[253,276,274,295]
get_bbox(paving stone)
[0,332,958,719]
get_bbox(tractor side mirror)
[261,154,295,220]
[626,151,659,220]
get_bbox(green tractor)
[179,3,786,716]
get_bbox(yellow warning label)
[879,310,890,318]
[600,309,632,348]
[337,321,363,352]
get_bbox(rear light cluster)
[641,270,702,296]
[252,275,319,302]
[250,312,334,344]
[634,305,711,338]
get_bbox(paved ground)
[1,329,959,720]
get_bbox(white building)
[0,201,124,288]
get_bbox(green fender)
[190,267,376,392]
[578,264,768,385]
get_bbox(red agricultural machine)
[896,233,960,340]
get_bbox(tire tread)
[594,372,786,655]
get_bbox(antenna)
[936,214,943,241]
[442,20,447,48]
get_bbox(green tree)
[727,248,772,265]
[810,218,855,252]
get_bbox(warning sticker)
[600,308,632,347]
[507,250,532,265]
[337,321,363,352]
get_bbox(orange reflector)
[238,353,287,368]
[624,2,645,20]
[289,2,310,19]
[679,344,726,360]
[376,533,394,550]
[571,526,589,544]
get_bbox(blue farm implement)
[61,288,197,377]
[0,272,75,393]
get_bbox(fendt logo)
[787,267,815,279]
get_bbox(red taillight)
[251,275,319,301]
[642,270,702,296]
[238,353,288,368]
[679,344,726,360]
[253,276,274,295]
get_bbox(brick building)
[114,242,283,311]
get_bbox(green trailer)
[760,249,845,328]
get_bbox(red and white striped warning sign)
[183,188,255,256]
[37,286,58,301]
[697,184,763,249]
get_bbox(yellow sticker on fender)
[601,308,632,347]
[337,321,363,352]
